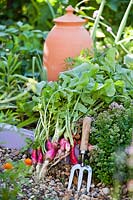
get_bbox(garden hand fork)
[68,117,92,192]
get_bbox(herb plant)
[89,104,133,184]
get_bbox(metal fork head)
[68,164,92,192]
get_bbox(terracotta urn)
[43,5,93,81]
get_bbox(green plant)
[75,0,133,55]
[33,47,133,152]
[0,110,19,125]
[0,53,41,127]
[89,104,133,184]
[0,22,47,74]
[0,160,32,200]
[0,0,80,30]
[111,149,128,200]
[126,137,133,199]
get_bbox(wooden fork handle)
[80,117,92,152]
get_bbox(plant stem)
[0,89,30,104]
[75,0,89,10]
[0,105,17,109]
[91,0,106,43]
[32,56,36,79]
[115,0,133,44]
[12,74,29,81]
[81,15,129,54]
[99,21,129,54]
[46,0,55,19]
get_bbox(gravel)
[0,146,132,200]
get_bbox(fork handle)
[80,117,92,152]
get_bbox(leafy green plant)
[89,104,133,184]
[0,110,19,125]
[0,53,41,127]
[110,137,133,199]
[33,47,133,152]
[0,22,47,75]
[0,0,80,30]
[0,160,32,200]
[127,138,133,199]
[111,148,128,200]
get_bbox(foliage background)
[0,0,132,187]
[0,0,132,30]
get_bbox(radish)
[31,149,38,165]
[36,147,44,175]
[37,147,43,163]
[59,138,70,152]
[39,141,58,179]
[70,140,78,165]
[46,148,57,160]
[46,139,53,150]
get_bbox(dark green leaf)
[104,79,116,97]
[76,102,88,113]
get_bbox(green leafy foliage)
[89,105,133,184]
[124,54,133,69]
[0,53,40,127]
[33,48,133,152]
[0,160,32,200]
[0,22,47,75]
[0,1,132,187]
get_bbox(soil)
[0,146,132,200]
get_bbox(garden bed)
[0,145,131,200]
[0,1,133,199]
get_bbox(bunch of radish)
[31,137,76,179]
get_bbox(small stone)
[28,179,33,184]
[95,187,100,193]
[64,181,68,187]
[30,195,35,199]
[102,187,110,195]
[80,194,91,200]
[58,191,64,196]
[91,191,98,197]
[123,187,128,195]
[5,153,10,158]
[50,179,55,185]
[91,183,95,188]
[62,190,72,200]
[52,191,58,195]
[122,184,128,195]
[27,192,32,198]
[22,154,27,159]
[74,193,79,199]
[12,149,20,156]
[55,178,60,182]
[81,187,87,193]
[97,182,102,187]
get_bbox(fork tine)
[68,164,80,190]
[68,164,92,192]
[86,166,92,192]
[77,167,84,191]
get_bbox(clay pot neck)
[53,5,86,26]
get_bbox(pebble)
[91,191,98,197]
[90,183,95,188]
[102,187,110,195]
[0,146,132,200]
[79,194,91,200]
[95,187,100,193]
[29,195,35,199]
